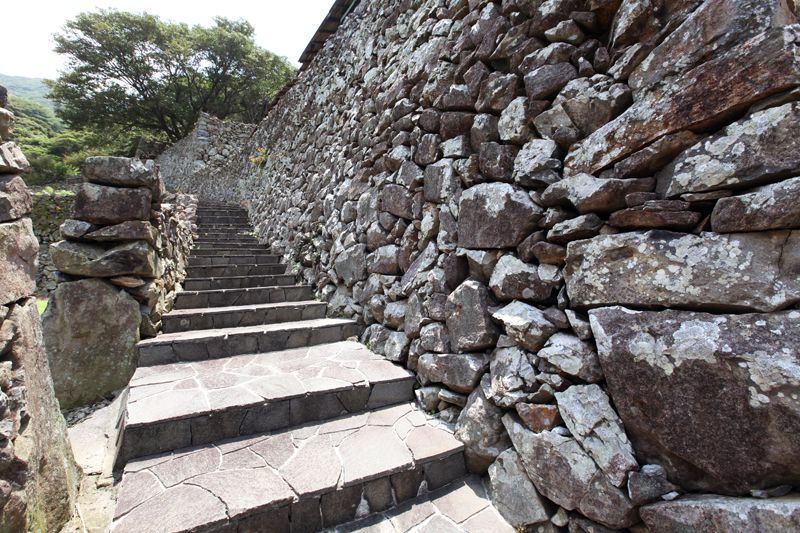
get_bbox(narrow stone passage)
[110,203,512,532]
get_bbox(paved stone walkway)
[110,203,510,532]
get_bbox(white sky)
[3,0,336,79]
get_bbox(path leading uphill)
[109,203,512,532]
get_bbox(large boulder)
[657,103,800,198]
[50,240,159,278]
[492,301,558,352]
[455,375,512,473]
[488,449,551,528]
[82,156,159,188]
[417,352,489,394]
[458,183,542,249]
[540,173,654,214]
[0,143,29,174]
[565,230,800,312]
[0,176,32,222]
[629,0,795,94]
[0,300,80,532]
[640,495,800,533]
[73,183,152,224]
[589,306,800,494]
[555,384,638,487]
[0,219,38,306]
[564,27,800,176]
[445,280,499,352]
[711,176,800,233]
[42,278,142,408]
[503,415,637,529]
[334,244,368,287]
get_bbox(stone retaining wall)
[29,188,76,296]
[170,0,800,530]
[156,112,255,201]
[42,157,197,409]
[0,87,79,533]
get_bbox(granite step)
[190,248,275,257]
[196,231,254,239]
[193,237,260,245]
[111,403,466,533]
[183,274,296,291]
[116,341,417,463]
[137,318,362,366]
[198,216,250,224]
[196,208,247,215]
[162,300,327,332]
[192,243,271,252]
[174,285,314,309]
[188,254,281,266]
[328,476,514,533]
[186,264,287,278]
[196,224,252,231]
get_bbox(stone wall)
[156,112,255,200]
[171,0,799,529]
[0,87,79,533]
[29,187,77,296]
[42,157,197,409]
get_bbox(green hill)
[0,73,54,109]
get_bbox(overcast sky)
[4,0,335,79]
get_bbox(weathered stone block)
[445,280,499,352]
[0,175,32,222]
[83,157,158,188]
[0,218,38,306]
[458,183,542,249]
[50,240,159,278]
[565,230,800,312]
[43,278,141,409]
[73,182,152,224]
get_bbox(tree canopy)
[49,11,295,142]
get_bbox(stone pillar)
[42,157,197,409]
[0,85,79,533]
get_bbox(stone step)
[190,249,275,257]
[137,318,362,366]
[111,403,466,533]
[329,476,514,533]
[183,274,296,291]
[192,243,271,252]
[197,216,250,224]
[116,341,416,463]
[196,231,254,239]
[188,254,281,266]
[174,285,314,310]
[195,208,247,215]
[196,223,253,230]
[186,264,286,278]
[194,237,260,244]
[162,300,327,332]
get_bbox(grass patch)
[36,298,48,315]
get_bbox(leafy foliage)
[49,11,295,142]
[8,95,131,185]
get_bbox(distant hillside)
[0,73,54,109]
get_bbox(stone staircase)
[110,203,511,532]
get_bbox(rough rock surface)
[43,278,141,409]
[590,306,800,494]
[50,240,159,278]
[503,415,636,529]
[565,230,800,312]
[493,301,558,352]
[458,183,541,249]
[455,376,511,474]
[555,385,638,487]
[565,27,800,176]
[711,176,800,233]
[658,102,800,198]
[73,183,152,224]
[488,449,550,528]
[0,219,38,306]
[640,495,800,533]
[446,280,499,352]
[0,175,32,222]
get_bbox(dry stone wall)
[156,112,255,200]
[29,187,77,296]
[42,157,197,409]
[0,87,79,533]
[173,0,800,530]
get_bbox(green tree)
[49,11,294,142]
